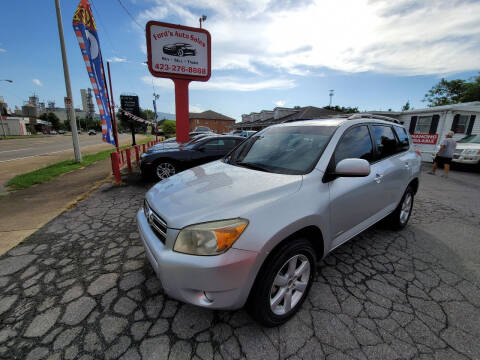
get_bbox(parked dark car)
[140,135,245,180]
[162,43,196,57]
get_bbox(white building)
[0,117,31,136]
[372,102,480,161]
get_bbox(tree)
[140,109,155,121]
[324,105,359,113]
[423,74,480,107]
[39,112,61,130]
[162,120,176,135]
[401,101,410,111]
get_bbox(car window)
[202,139,224,150]
[334,125,373,165]
[229,125,336,175]
[393,126,410,152]
[372,125,399,160]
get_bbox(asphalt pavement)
[0,134,132,163]
[0,166,480,359]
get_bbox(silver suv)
[137,117,421,326]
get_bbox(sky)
[0,0,479,121]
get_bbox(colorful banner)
[73,0,115,146]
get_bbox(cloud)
[0,48,6,53]
[107,56,127,63]
[142,76,296,92]
[274,100,286,107]
[141,0,480,76]
[189,104,204,112]
[32,79,43,86]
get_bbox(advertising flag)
[72,0,115,146]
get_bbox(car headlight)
[174,219,248,256]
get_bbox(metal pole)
[54,0,82,162]
[106,61,120,151]
[0,116,7,139]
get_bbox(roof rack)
[347,113,400,124]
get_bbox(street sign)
[120,95,140,116]
[146,21,212,143]
[146,21,211,81]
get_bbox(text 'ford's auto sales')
[152,30,206,48]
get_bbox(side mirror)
[334,158,370,177]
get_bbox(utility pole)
[199,15,207,28]
[55,0,82,162]
[329,89,334,107]
[153,92,159,141]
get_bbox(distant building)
[0,117,31,136]
[234,106,341,130]
[189,110,236,133]
[80,88,95,119]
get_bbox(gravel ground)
[1,167,479,360]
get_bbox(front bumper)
[452,155,480,165]
[136,209,258,310]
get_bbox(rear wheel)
[155,162,176,180]
[248,239,316,327]
[387,186,414,230]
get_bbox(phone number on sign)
[154,64,206,75]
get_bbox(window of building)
[415,116,432,133]
[453,115,470,134]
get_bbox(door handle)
[375,174,383,183]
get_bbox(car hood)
[455,143,480,150]
[145,161,302,229]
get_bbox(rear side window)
[393,126,410,152]
[372,125,399,160]
[334,125,374,165]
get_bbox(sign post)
[146,21,211,143]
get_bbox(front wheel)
[247,239,316,327]
[155,162,176,180]
[387,186,414,230]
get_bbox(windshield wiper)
[234,161,272,172]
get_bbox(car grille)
[143,199,167,244]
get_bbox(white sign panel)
[146,22,211,80]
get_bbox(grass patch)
[7,137,153,190]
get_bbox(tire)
[387,186,414,230]
[177,49,184,56]
[154,161,176,181]
[247,239,316,327]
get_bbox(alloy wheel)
[400,192,412,224]
[156,162,175,180]
[269,254,311,316]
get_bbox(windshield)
[227,125,336,175]
[458,135,480,144]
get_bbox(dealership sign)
[146,21,211,81]
[411,133,439,145]
[146,21,211,142]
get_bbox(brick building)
[189,110,235,133]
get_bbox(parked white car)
[452,134,480,166]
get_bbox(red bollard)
[142,144,146,153]
[135,145,140,167]
[110,151,121,183]
[126,147,132,173]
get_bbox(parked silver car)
[137,117,421,326]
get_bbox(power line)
[116,0,144,32]
[90,0,117,55]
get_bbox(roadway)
[0,133,133,162]
[0,133,147,193]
